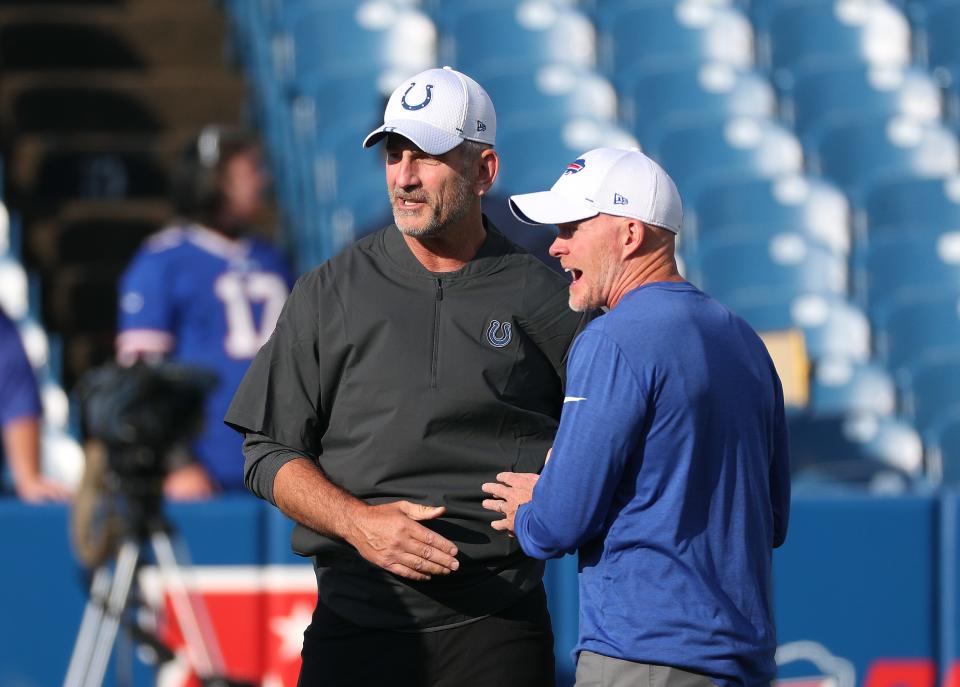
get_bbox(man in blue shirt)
[1,308,69,502]
[482,148,790,687]
[117,128,292,499]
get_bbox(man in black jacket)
[226,67,586,687]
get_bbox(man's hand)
[346,501,460,582]
[481,472,540,535]
[16,476,71,503]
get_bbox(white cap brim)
[362,119,463,155]
[509,191,599,226]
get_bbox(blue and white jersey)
[117,224,292,489]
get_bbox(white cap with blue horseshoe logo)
[362,66,497,155]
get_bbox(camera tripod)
[64,472,246,687]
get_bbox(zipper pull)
[436,278,443,301]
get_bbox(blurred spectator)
[1,308,70,502]
[116,127,293,500]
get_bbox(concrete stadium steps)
[7,131,201,207]
[0,4,231,70]
[28,198,170,272]
[0,71,247,135]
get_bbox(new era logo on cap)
[508,147,683,233]
[362,67,497,155]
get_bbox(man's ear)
[621,219,646,259]
[475,148,499,197]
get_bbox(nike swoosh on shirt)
[563,396,587,403]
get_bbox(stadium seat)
[858,232,960,326]
[495,119,638,195]
[787,64,941,148]
[0,256,29,321]
[810,358,897,417]
[621,63,777,155]
[923,1,960,82]
[788,412,923,488]
[877,292,960,376]
[765,0,911,89]
[656,117,804,208]
[814,116,960,204]
[0,201,9,256]
[596,0,754,80]
[733,293,870,362]
[692,174,850,260]
[926,410,960,483]
[865,174,960,234]
[274,2,436,83]
[904,355,960,433]
[482,65,617,128]
[17,316,49,371]
[692,232,848,308]
[439,3,596,77]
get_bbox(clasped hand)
[348,501,460,582]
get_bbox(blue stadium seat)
[927,410,960,483]
[858,232,960,326]
[765,0,911,89]
[788,64,942,148]
[788,413,923,488]
[866,174,960,234]
[481,65,617,128]
[0,256,28,321]
[595,0,754,81]
[621,63,776,156]
[275,3,436,82]
[810,358,897,417]
[439,3,596,77]
[656,117,804,207]
[923,1,960,82]
[733,293,870,362]
[305,122,392,266]
[692,174,850,260]
[877,293,960,377]
[495,119,638,195]
[692,232,848,307]
[814,116,960,204]
[904,355,960,434]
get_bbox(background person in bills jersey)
[116,126,292,500]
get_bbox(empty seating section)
[220,0,960,487]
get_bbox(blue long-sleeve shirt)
[515,282,790,687]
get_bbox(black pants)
[297,585,556,687]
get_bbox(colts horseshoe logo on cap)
[401,82,433,111]
[486,319,513,348]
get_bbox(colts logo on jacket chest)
[485,319,513,348]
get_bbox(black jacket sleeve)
[517,264,598,385]
[242,432,307,505]
[226,268,349,469]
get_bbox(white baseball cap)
[362,66,496,155]
[509,147,683,233]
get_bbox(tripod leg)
[150,530,226,678]
[80,539,141,687]
[64,565,114,687]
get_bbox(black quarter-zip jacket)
[226,218,589,630]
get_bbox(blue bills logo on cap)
[564,158,586,175]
